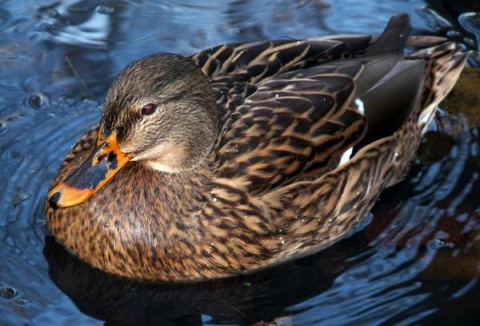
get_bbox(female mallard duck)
[45,15,467,282]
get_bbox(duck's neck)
[128,161,214,218]
[158,165,213,207]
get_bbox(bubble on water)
[0,285,17,299]
[24,92,50,110]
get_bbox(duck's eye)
[141,103,157,115]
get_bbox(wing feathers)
[191,15,461,198]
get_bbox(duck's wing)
[214,61,368,195]
[190,38,378,196]
[191,34,375,125]
[190,15,415,195]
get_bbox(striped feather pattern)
[46,15,468,281]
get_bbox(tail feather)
[366,14,410,55]
[410,41,469,131]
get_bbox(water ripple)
[33,3,113,48]
[0,99,99,323]
[0,0,479,325]
[288,117,480,325]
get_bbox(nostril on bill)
[48,191,61,209]
[96,154,107,164]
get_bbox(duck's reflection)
[44,230,371,325]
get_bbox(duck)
[45,14,468,282]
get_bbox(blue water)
[1,0,479,325]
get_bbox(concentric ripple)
[0,0,479,325]
[0,101,100,324]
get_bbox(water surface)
[1,0,479,325]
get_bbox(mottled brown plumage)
[45,15,467,282]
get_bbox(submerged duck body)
[46,15,467,282]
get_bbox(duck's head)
[48,54,217,208]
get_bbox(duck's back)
[190,14,466,197]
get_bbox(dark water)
[1,0,479,325]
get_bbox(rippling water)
[1,0,479,325]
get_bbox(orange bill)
[48,133,132,208]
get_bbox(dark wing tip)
[366,14,411,55]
